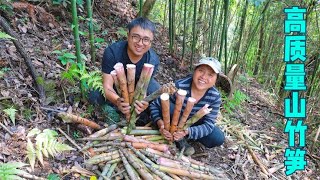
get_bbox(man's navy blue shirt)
[102,41,160,82]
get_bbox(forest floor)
[0,2,319,179]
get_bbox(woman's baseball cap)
[194,57,221,74]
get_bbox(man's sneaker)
[175,138,195,156]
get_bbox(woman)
[150,57,225,156]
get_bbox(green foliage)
[101,104,120,125]
[26,128,75,171]
[95,37,105,48]
[47,173,60,180]
[0,68,10,78]
[0,31,15,40]
[22,108,33,121]
[73,130,81,139]
[52,49,77,66]
[79,70,104,96]
[222,90,248,114]
[3,107,17,125]
[0,162,28,180]
[0,1,13,15]
[116,27,127,39]
[52,0,83,8]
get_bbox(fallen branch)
[0,15,45,101]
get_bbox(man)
[89,17,160,122]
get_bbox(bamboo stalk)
[131,142,169,152]
[143,82,177,102]
[127,64,154,133]
[88,124,118,138]
[57,112,101,130]
[85,151,120,165]
[126,64,136,105]
[86,0,95,62]
[106,162,118,178]
[99,163,111,180]
[123,135,159,144]
[157,157,210,174]
[135,126,153,130]
[114,63,130,120]
[177,97,196,130]
[146,135,165,141]
[161,93,171,131]
[168,173,182,180]
[95,170,109,180]
[126,144,172,180]
[77,132,123,141]
[121,149,154,180]
[119,150,140,180]
[137,135,162,139]
[124,129,161,135]
[92,146,116,153]
[151,164,214,179]
[111,70,121,95]
[183,104,212,130]
[170,89,187,134]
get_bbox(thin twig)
[17,172,46,180]
[0,122,13,135]
[57,128,82,150]
[310,125,320,154]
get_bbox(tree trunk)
[253,13,264,75]
[141,0,156,18]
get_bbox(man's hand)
[134,100,149,114]
[116,98,130,114]
[157,119,173,141]
[173,130,188,141]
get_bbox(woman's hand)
[134,100,149,114]
[173,129,188,141]
[157,119,173,141]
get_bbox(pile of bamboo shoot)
[78,125,226,179]
[161,90,213,137]
[111,63,177,133]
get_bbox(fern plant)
[62,62,104,97]
[26,128,74,171]
[0,162,28,180]
[3,107,17,125]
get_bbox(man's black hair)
[127,17,156,35]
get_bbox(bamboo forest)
[0,0,319,179]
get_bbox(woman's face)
[127,26,154,58]
[192,65,218,91]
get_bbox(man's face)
[192,65,218,91]
[127,26,154,58]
